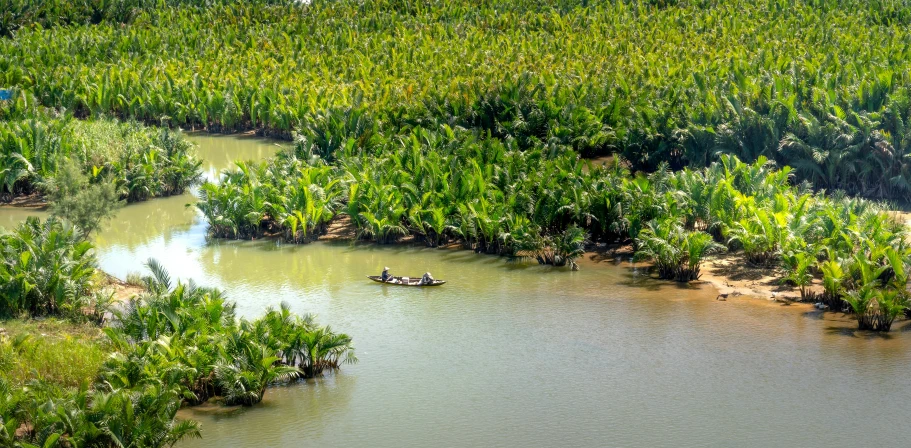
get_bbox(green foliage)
[197,161,340,241]
[48,159,123,237]
[840,247,911,331]
[4,0,911,197]
[202,129,909,295]
[725,208,790,267]
[104,260,356,407]
[781,250,816,301]
[0,318,199,448]
[0,319,108,388]
[818,259,847,309]
[199,127,600,267]
[634,218,725,282]
[0,217,97,317]
[0,259,356,447]
[0,0,294,37]
[0,110,202,204]
[0,379,202,448]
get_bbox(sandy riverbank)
[580,244,812,303]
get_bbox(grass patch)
[0,318,109,388]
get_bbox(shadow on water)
[181,374,357,444]
[801,310,827,320]
[825,326,894,340]
[610,264,704,292]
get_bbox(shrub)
[47,159,123,237]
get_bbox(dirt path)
[321,215,358,241]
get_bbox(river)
[1,135,909,447]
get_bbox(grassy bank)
[0,319,108,388]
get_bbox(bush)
[48,159,123,237]
[842,248,910,331]
[0,112,202,204]
[104,259,356,407]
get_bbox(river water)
[1,135,909,447]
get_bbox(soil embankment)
[2,193,46,208]
[101,274,145,302]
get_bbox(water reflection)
[188,132,284,181]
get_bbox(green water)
[2,134,910,447]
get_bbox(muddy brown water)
[1,135,910,447]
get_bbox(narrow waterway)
[1,135,909,447]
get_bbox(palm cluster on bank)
[196,126,599,268]
[108,261,356,408]
[635,156,909,331]
[0,217,100,318]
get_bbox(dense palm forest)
[3,0,911,197]
[2,0,907,325]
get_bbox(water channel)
[1,134,909,447]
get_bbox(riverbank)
[100,272,146,302]
[3,197,905,312]
[580,244,812,302]
[316,216,830,305]
[0,253,357,448]
[0,192,46,207]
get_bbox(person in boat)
[420,272,434,285]
[381,267,393,282]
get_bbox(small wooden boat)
[367,275,446,286]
